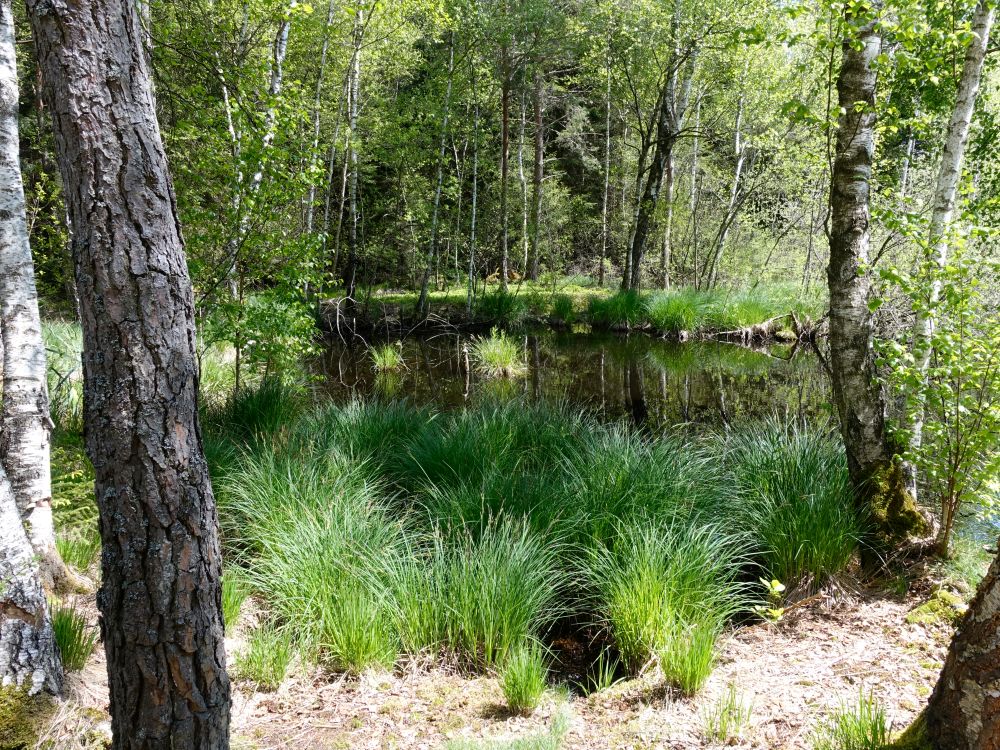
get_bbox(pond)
[318,328,831,430]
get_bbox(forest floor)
[38,581,957,750]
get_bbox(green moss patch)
[906,589,966,626]
[0,686,52,750]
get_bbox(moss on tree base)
[890,712,933,750]
[867,460,931,551]
[0,686,51,750]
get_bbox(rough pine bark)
[25,0,231,746]
[827,10,927,557]
[0,0,65,586]
[926,545,1000,747]
[0,463,62,696]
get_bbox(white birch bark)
[0,0,63,583]
[0,461,62,695]
[907,0,994,501]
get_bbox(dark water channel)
[318,328,830,431]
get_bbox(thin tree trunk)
[499,60,511,292]
[706,72,747,289]
[827,10,926,558]
[0,462,62,695]
[225,10,291,299]
[529,69,544,282]
[467,82,480,316]
[905,0,994,505]
[417,35,455,317]
[344,5,363,302]
[517,90,529,275]
[0,0,66,587]
[660,152,675,289]
[599,47,611,287]
[305,0,337,234]
[926,543,1000,747]
[27,0,232,743]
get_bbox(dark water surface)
[318,328,830,430]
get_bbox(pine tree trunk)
[926,545,1000,747]
[0,463,62,696]
[827,10,926,558]
[26,0,231,744]
[905,0,994,506]
[599,48,611,287]
[0,0,66,587]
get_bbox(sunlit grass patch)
[51,603,97,671]
[725,421,858,585]
[501,640,548,714]
[369,342,404,372]
[470,328,527,378]
[584,518,745,690]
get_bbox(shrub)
[501,641,548,714]
[549,294,576,325]
[811,691,890,750]
[198,342,237,407]
[470,328,527,378]
[369,342,404,372]
[585,518,744,687]
[234,623,293,691]
[726,421,858,585]
[587,291,646,328]
[51,603,98,671]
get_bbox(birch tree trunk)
[27,0,232,743]
[827,10,927,560]
[0,462,62,696]
[0,0,66,587]
[305,0,337,234]
[926,543,1000,747]
[344,5,363,302]
[905,0,994,506]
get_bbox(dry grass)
[34,585,951,749]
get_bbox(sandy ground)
[37,585,953,750]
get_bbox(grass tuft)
[234,623,294,691]
[501,640,548,715]
[726,421,858,586]
[703,683,753,743]
[811,691,891,750]
[369,342,404,372]
[549,294,576,325]
[51,603,97,671]
[222,570,250,629]
[55,527,100,572]
[585,519,744,692]
[470,328,527,378]
[587,291,646,329]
